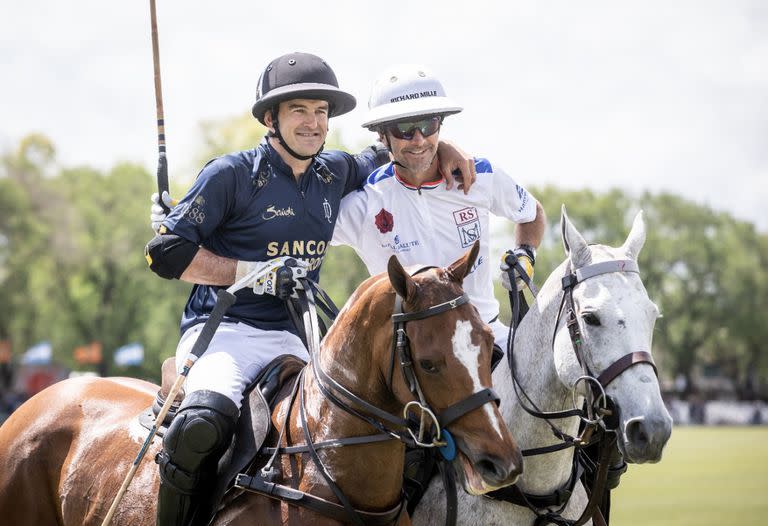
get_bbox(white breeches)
[175,321,309,410]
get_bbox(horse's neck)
[318,278,401,418]
[289,365,404,511]
[286,284,405,510]
[495,262,583,494]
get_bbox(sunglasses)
[385,116,442,140]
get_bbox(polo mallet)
[149,0,170,213]
[101,2,178,522]
[100,262,288,525]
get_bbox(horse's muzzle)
[474,451,524,487]
[455,445,523,495]
[620,413,673,463]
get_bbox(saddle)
[138,354,306,525]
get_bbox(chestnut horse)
[0,244,522,525]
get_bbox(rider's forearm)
[179,248,237,286]
[515,200,546,248]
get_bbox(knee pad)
[158,390,239,491]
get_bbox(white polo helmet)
[362,65,462,130]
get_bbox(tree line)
[1,128,766,400]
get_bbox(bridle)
[390,283,500,450]
[306,267,499,454]
[492,254,658,526]
[237,269,500,526]
[554,259,657,428]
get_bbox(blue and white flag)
[21,341,53,365]
[114,342,144,367]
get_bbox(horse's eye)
[419,360,440,374]
[582,312,601,326]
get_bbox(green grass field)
[611,426,768,525]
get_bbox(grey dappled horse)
[414,206,673,525]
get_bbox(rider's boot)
[155,390,238,526]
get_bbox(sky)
[2,1,766,230]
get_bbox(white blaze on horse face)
[451,320,504,439]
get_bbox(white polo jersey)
[331,158,537,324]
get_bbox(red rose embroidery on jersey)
[375,208,394,234]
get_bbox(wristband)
[514,244,536,265]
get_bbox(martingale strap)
[261,433,395,455]
[569,430,617,526]
[235,473,405,526]
[438,459,458,526]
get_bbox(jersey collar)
[393,166,443,192]
[261,137,324,180]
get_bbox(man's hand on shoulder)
[437,139,476,194]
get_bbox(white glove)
[150,191,178,234]
[235,257,308,299]
[500,247,535,292]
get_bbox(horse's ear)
[622,210,646,260]
[560,205,591,268]
[445,240,480,283]
[388,255,417,302]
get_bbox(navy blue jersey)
[163,139,381,336]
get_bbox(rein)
[238,271,498,526]
[493,255,657,526]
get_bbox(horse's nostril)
[625,417,649,447]
[477,457,506,483]
[622,414,673,463]
[476,454,521,484]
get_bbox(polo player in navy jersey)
[144,52,475,526]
